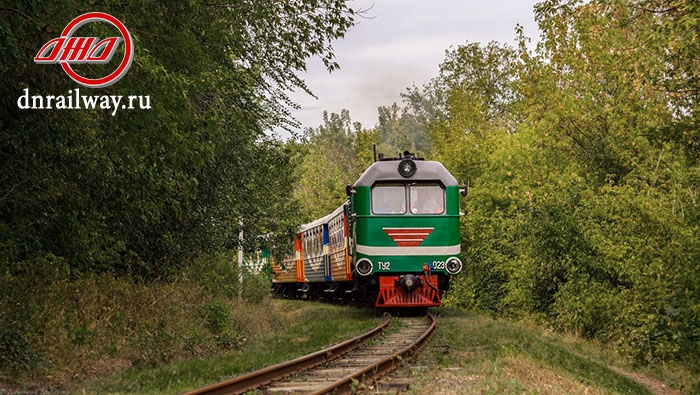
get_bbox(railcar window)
[330,216,342,248]
[304,228,318,258]
[409,184,445,214]
[313,228,320,256]
[304,232,310,258]
[308,229,313,257]
[372,184,406,214]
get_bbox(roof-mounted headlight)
[398,159,416,178]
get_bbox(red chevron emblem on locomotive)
[383,227,434,247]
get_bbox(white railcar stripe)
[356,244,460,256]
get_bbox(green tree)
[400,41,519,184]
[502,0,700,368]
[295,110,364,219]
[375,101,432,156]
[427,0,700,372]
[638,0,700,163]
[0,1,356,279]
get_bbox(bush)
[0,273,42,383]
[450,127,700,375]
[0,250,279,390]
[201,300,232,335]
[242,273,271,305]
[183,253,240,299]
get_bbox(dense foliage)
[1,0,355,385]
[295,0,700,376]
[447,0,699,372]
[0,1,355,279]
[293,109,376,219]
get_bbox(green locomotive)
[272,151,465,308]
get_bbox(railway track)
[183,313,436,395]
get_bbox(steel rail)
[182,314,392,395]
[310,312,436,395]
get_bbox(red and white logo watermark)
[20,12,150,116]
[34,12,134,88]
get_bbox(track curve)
[183,313,436,395]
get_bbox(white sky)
[287,0,541,132]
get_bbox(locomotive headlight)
[445,257,463,275]
[398,159,417,178]
[356,258,373,276]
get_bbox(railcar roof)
[354,160,458,187]
[299,203,345,231]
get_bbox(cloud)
[286,0,541,132]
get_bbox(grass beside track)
[74,300,381,394]
[392,308,690,394]
[73,302,692,394]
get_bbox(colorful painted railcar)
[271,151,465,308]
[270,235,302,292]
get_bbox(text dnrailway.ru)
[18,88,151,116]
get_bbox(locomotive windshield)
[371,183,406,214]
[371,182,445,215]
[409,183,445,214]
